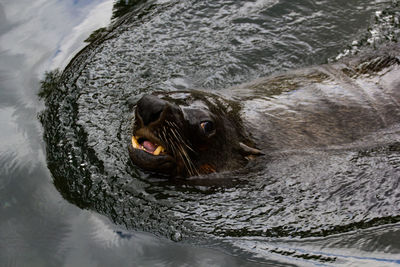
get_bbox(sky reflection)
[0,0,113,169]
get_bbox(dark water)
[2,0,400,266]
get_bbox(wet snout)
[136,94,167,126]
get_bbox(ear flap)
[239,142,264,157]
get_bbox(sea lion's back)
[235,45,400,151]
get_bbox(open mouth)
[131,136,166,156]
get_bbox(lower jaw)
[128,145,176,175]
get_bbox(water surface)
[2,0,400,266]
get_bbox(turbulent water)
[40,0,400,265]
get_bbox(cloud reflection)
[50,1,113,70]
[0,0,113,170]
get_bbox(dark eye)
[200,121,215,136]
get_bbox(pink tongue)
[142,141,157,152]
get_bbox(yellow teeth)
[153,145,165,156]
[131,136,165,156]
[131,136,140,149]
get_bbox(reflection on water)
[2,0,400,266]
[50,1,114,70]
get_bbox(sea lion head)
[128,91,262,178]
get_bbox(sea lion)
[129,45,400,178]
[128,91,263,177]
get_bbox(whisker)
[180,145,198,176]
[171,128,196,153]
[153,120,198,176]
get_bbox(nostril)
[148,109,163,124]
[137,95,166,126]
